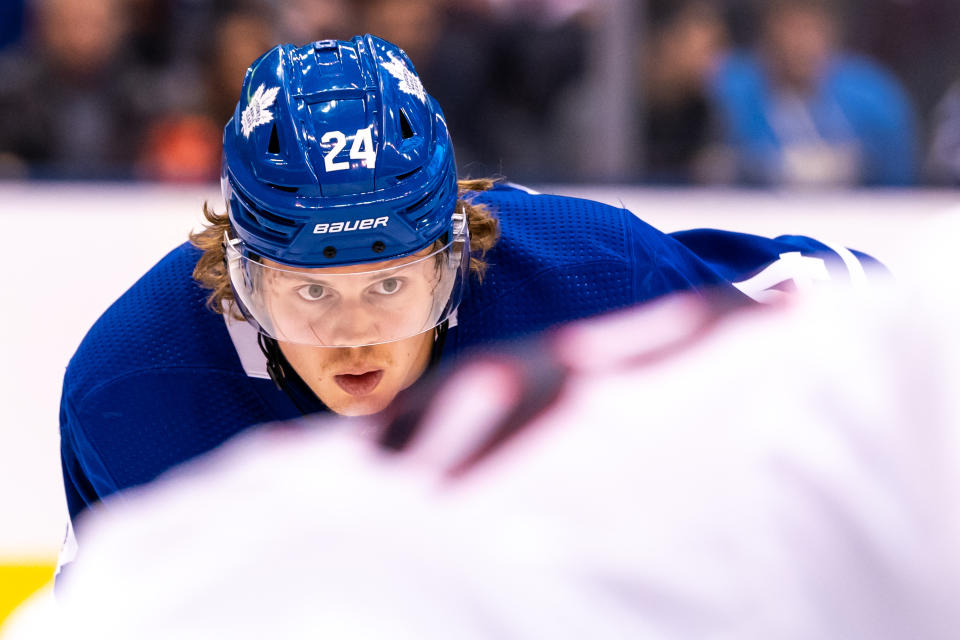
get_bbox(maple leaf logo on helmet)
[241,84,280,139]
[381,52,426,103]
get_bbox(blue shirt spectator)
[708,0,916,187]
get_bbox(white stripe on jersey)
[818,239,870,286]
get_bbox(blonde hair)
[191,178,500,319]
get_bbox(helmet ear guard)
[428,205,469,325]
[449,205,468,269]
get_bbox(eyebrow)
[277,270,407,286]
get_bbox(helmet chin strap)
[258,324,450,417]
[257,333,319,416]
[430,320,450,370]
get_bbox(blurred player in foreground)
[59,35,880,541]
[13,218,957,639]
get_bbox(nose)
[320,299,383,346]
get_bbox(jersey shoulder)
[454,188,734,348]
[471,185,692,266]
[669,228,883,302]
[473,186,635,258]
[63,242,240,407]
[60,242,295,513]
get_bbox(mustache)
[321,344,394,370]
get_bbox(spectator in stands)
[0,0,153,177]
[137,10,276,182]
[925,79,960,185]
[274,0,358,45]
[356,0,589,181]
[708,0,917,187]
[358,0,444,67]
[643,1,729,184]
[843,0,960,145]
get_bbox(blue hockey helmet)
[222,36,469,348]
[222,35,460,267]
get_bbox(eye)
[296,283,328,301]
[371,277,403,295]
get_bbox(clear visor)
[225,232,469,348]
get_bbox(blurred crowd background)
[1,0,960,186]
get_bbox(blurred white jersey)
[5,220,960,639]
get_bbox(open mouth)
[333,370,384,397]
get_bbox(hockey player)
[59,35,880,533]
[21,224,957,640]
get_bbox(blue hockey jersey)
[60,185,879,524]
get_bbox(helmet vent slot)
[234,196,300,240]
[234,201,299,241]
[267,123,281,154]
[412,181,448,223]
[253,207,298,227]
[396,168,420,181]
[266,182,298,193]
[399,109,415,139]
[405,191,433,214]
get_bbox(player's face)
[262,247,439,415]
